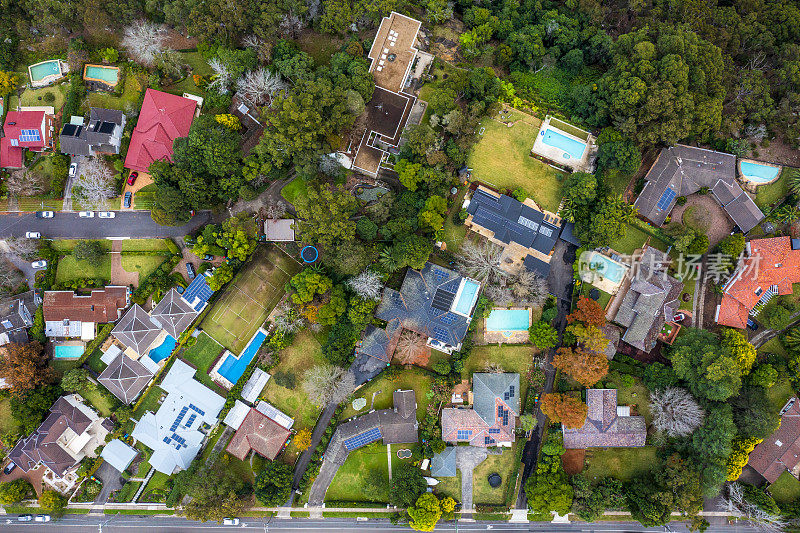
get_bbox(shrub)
[43,92,55,103]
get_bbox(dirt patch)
[163,30,199,50]
[561,448,585,475]
[669,193,733,247]
[745,137,800,167]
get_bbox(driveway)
[94,461,125,504]
[3,250,37,289]
[109,240,139,287]
[455,446,488,513]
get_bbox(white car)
[222,518,240,526]
[78,211,95,218]
[17,515,32,522]
[30,260,47,269]
[34,515,51,522]
[36,211,54,219]
[98,211,115,219]
[68,162,77,178]
[25,232,40,239]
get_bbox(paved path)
[93,461,125,504]
[109,240,139,287]
[456,446,488,512]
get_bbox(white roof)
[263,219,295,242]
[241,368,270,404]
[223,400,250,430]
[255,400,294,430]
[139,354,160,374]
[81,321,95,341]
[101,345,122,365]
[101,439,138,473]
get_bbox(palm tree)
[378,247,400,273]
[782,327,800,351]
[787,168,800,195]
[395,331,427,365]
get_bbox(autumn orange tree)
[294,428,312,451]
[567,297,606,327]
[541,393,588,429]
[568,323,610,354]
[0,342,54,393]
[552,346,609,387]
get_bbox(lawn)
[201,245,301,354]
[181,333,225,391]
[467,108,566,212]
[605,376,652,424]
[472,446,519,505]
[755,167,792,211]
[120,255,167,279]
[462,345,535,381]
[121,239,174,252]
[139,471,170,502]
[341,366,434,421]
[20,83,68,111]
[296,32,344,66]
[56,255,112,283]
[115,481,141,503]
[281,176,309,210]
[325,442,390,502]
[133,385,165,419]
[758,337,789,358]
[52,240,113,253]
[609,224,649,255]
[79,385,115,417]
[678,278,696,312]
[0,397,21,435]
[769,470,800,504]
[86,69,144,111]
[582,446,659,482]
[442,187,469,252]
[434,471,462,502]
[766,376,794,413]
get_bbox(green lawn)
[678,278,696,312]
[115,481,141,503]
[0,397,21,435]
[442,187,469,252]
[604,376,652,424]
[120,255,167,279]
[766,376,794,413]
[582,446,659,482]
[462,345,535,380]
[121,239,173,252]
[139,471,170,502]
[79,386,115,417]
[609,224,649,255]
[769,470,800,504]
[20,83,68,111]
[467,108,565,212]
[201,245,301,354]
[472,446,519,505]
[758,337,789,358]
[755,167,792,211]
[86,69,144,111]
[181,333,225,391]
[325,442,390,502]
[434,471,462,502]
[133,385,165,419]
[281,177,309,210]
[52,240,113,252]
[56,255,112,282]
[341,366,433,421]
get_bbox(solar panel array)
[509,385,515,397]
[162,432,187,450]
[189,403,205,416]
[433,268,449,283]
[431,288,455,312]
[171,407,189,432]
[489,428,501,434]
[656,186,677,211]
[432,326,449,343]
[18,129,41,142]
[186,414,197,427]
[457,429,472,440]
[484,436,495,445]
[517,215,540,232]
[344,427,382,451]
[183,276,214,311]
[538,226,554,238]
[438,313,458,325]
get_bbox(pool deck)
[531,115,597,173]
[483,307,532,344]
[738,158,782,191]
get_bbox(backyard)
[609,224,650,255]
[769,471,800,504]
[85,69,144,111]
[280,177,309,210]
[582,446,659,481]
[462,344,535,389]
[754,167,793,210]
[181,333,226,392]
[341,366,434,421]
[467,107,565,212]
[20,84,69,110]
[201,245,301,354]
[441,187,468,252]
[0,397,20,436]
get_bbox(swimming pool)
[28,60,62,85]
[54,345,85,359]
[83,64,119,86]
[585,252,625,284]
[541,128,587,160]
[217,330,268,385]
[452,279,481,316]
[148,335,177,363]
[486,309,530,332]
[740,160,781,184]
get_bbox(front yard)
[582,446,659,482]
[325,442,390,502]
[769,471,800,504]
[472,445,519,505]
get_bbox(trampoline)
[301,245,318,263]
[488,473,502,488]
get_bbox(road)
[0,211,212,239]
[0,515,761,532]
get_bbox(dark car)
[3,462,16,475]
[203,254,214,261]
[186,262,196,280]
[123,191,132,208]
[746,318,759,331]
[126,171,138,186]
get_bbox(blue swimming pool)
[740,161,781,183]
[541,128,587,160]
[453,279,481,316]
[586,252,626,284]
[217,330,268,385]
[148,335,177,363]
[486,309,530,332]
[54,345,84,359]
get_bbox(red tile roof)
[225,408,290,461]
[718,237,800,328]
[43,287,128,323]
[748,399,800,483]
[0,110,49,168]
[124,89,197,173]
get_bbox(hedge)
[323,501,390,508]
[76,324,114,367]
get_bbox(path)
[292,402,338,492]
[109,240,139,286]
[93,461,125,504]
[132,468,154,503]
[455,446,488,513]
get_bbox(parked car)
[186,262,196,280]
[123,192,132,208]
[30,260,47,269]
[98,211,115,219]
[68,162,77,178]
[34,515,51,522]
[747,318,759,331]
[78,211,94,218]
[673,312,686,322]
[25,232,40,239]
[3,462,16,474]
[127,171,138,186]
[203,254,214,261]
[222,518,240,526]
[17,515,32,522]
[36,211,54,219]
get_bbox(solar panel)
[517,215,540,231]
[457,430,472,440]
[489,428,500,434]
[497,406,503,417]
[163,437,170,444]
[433,268,448,283]
[438,313,458,325]
[509,385,515,397]
[656,186,677,211]
[186,414,197,427]
[485,436,495,445]
[432,326,449,342]
[189,404,205,416]
[538,226,553,237]
[431,288,456,311]
[344,427,382,451]
[504,392,509,400]
[503,413,509,425]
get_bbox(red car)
[127,172,138,186]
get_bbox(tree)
[506,268,548,306]
[61,368,93,392]
[540,393,587,428]
[748,364,777,388]
[417,196,447,232]
[182,456,251,522]
[0,258,24,293]
[302,365,355,406]
[0,71,18,97]
[5,237,38,260]
[254,462,293,507]
[643,362,679,390]
[356,218,378,241]
[294,428,312,451]
[151,184,189,226]
[345,270,383,301]
[596,128,641,173]
[572,475,625,522]
[407,493,442,531]
[720,482,786,533]
[567,323,611,354]
[122,20,168,66]
[39,490,66,516]
[207,263,234,291]
[649,387,704,437]
[0,341,54,393]
[719,328,756,375]
[0,480,32,504]
[525,435,572,516]
[528,321,558,350]
[552,347,608,387]
[295,186,358,249]
[567,297,606,327]
[73,158,116,210]
[290,269,333,305]
[731,386,780,440]
[671,329,742,402]
[235,68,287,106]
[10,385,62,435]
[395,331,428,365]
[389,464,427,508]
[520,413,537,432]
[456,240,507,284]
[73,240,106,267]
[391,235,433,271]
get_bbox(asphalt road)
[0,211,212,239]
[0,515,761,532]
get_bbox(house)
[112,304,163,357]
[441,373,520,447]
[375,262,481,354]
[225,402,293,461]
[148,288,199,339]
[0,290,41,346]
[0,109,55,168]
[464,185,564,277]
[43,287,128,340]
[97,353,154,404]
[8,395,112,486]
[131,358,225,474]
[611,247,682,353]
[748,398,800,483]
[59,108,125,156]
[230,93,264,155]
[354,320,402,366]
[339,12,427,177]
[100,439,138,474]
[717,237,800,329]
[634,145,764,233]
[563,389,647,449]
[124,89,197,173]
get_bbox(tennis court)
[201,245,301,354]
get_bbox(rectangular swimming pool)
[54,345,85,359]
[217,330,268,385]
[452,279,481,316]
[486,309,530,332]
[83,65,119,86]
[148,335,177,363]
[541,128,587,160]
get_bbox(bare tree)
[5,169,46,197]
[0,259,24,293]
[265,199,287,220]
[649,387,705,437]
[482,282,513,307]
[273,304,305,334]
[5,238,38,260]
[302,365,356,406]
[235,68,287,106]
[72,159,116,210]
[719,482,787,532]
[483,362,505,374]
[508,268,548,306]
[346,270,383,301]
[122,20,168,66]
[207,58,232,95]
[456,240,507,284]
[395,331,427,365]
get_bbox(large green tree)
[295,186,359,249]
[254,462,293,507]
[670,329,742,402]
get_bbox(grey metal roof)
[98,353,153,404]
[563,389,646,448]
[112,304,161,356]
[101,439,138,473]
[59,108,123,156]
[473,373,520,425]
[523,255,551,277]
[0,290,40,335]
[431,446,457,477]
